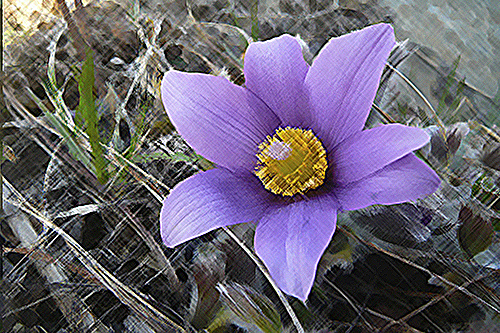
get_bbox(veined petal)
[335,154,440,211]
[305,23,395,150]
[254,196,338,301]
[161,169,273,247]
[161,71,280,171]
[244,34,311,127]
[331,124,430,185]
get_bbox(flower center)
[254,127,328,196]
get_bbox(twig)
[414,48,497,101]
[323,279,375,331]
[6,84,182,294]
[380,269,500,331]
[338,226,500,315]
[4,177,187,333]
[4,246,101,284]
[372,102,396,124]
[478,122,500,142]
[386,63,446,134]
[222,226,305,333]
[364,308,425,333]
[119,204,180,289]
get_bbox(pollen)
[255,127,328,196]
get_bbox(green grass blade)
[26,87,91,167]
[77,49,109,184]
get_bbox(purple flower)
[160,23,440,301]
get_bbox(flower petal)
[305,23,395,149]
[161,71,280,171]
[244,34,311,127]
[335,154,440,211]
[254,196,338,301]
[161,168,273,247]
[331,124,430,186]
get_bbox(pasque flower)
[160,23,440,301]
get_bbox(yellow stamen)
[255,127,328,196]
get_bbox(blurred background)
[1,0,500,332]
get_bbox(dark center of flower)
[254,127,328,196]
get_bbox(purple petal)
[335,154,440,211]
[305,23,395,150]
[254,196,338,301]
[161,71,280,171]
[161,168,273,247]
[331,124,430,185]
[244,34,311,127]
